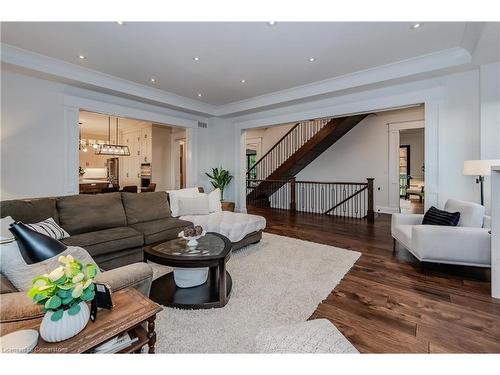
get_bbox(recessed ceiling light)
[411,23,422,29]
[240,79,246,83]
[197,93,203,97]
[150,78,156,83]
[193,57,200,61]
[78,55,86,60]
[116,21,124,25]
[267,21,276,26]
[308,57,316,62]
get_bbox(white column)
[491,165,500,299]
[63,106,80,195]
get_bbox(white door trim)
[233,95,442,212]
[388,120,425,212]
[62,94,199,194]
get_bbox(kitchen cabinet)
[119,125,152,187]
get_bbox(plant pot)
[39,302,90,343]
[221,201,235,212]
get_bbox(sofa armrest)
[0,291,44,324]
[412,225,491,266]
[94,262,153,297]
[392,213,424,227]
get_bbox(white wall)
[0,69,206,200]
[1,71,67,200]
[295,107,424,212]
[480,62,500,212]
[246,123,295,157]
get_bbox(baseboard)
[376,206,399,214]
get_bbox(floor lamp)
[463,159,500,205]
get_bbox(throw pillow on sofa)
[0,240,98,291]
[1,216,68,242]
[208,188,222,213]
[177,195,210,216]
[1,216,15,242]
[26,217,69,240]
[167,187,200,217]
[422,206,460,226]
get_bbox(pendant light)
[95,116,131,156]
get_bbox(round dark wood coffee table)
[144,232,232,309]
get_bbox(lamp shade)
[9,222,67,264]
[463,160,500,176]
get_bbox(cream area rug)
[148,232,360,353]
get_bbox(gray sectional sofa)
[0,191,192,270]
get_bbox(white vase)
[187,238,199,247]
[174,267,209,288]
[39,302,90,343]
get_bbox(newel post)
[366,178,375,224]
[289,177,297,212]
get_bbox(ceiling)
[1,22,470,106]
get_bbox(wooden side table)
[0,288,162,354]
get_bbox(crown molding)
[2,43,473,119]
[0,43,217,116]
[214,47,472,117]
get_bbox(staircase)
[246,114,369,203]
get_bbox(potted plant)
[27,254,97,342]
[78,166,86,177]
[205,167,235,211]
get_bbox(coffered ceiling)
[1,22,496,116]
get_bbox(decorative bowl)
[178,229,206,247]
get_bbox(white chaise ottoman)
[180,211,266,248]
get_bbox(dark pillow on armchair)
[422,206,460,226]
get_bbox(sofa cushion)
[93,247,144,271]
[0,198,59,224]
[62,227,143,257]
[422,206,460,226]
[444,199,485,228]
[57,193,127,235]
[131,218,193,245]
[392,224,412,250]
[121,191,170,225]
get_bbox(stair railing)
[246,178,375,223]
[246,116,332,180]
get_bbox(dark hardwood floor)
[247,206,500,353]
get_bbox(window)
[246,150,257,180]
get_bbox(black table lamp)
[9,222,67,264]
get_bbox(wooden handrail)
[294,180,368,186]
[246,177,375,223]
[246,178,368,186]
[246,122,300,176]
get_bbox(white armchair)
[391,199,491,268]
